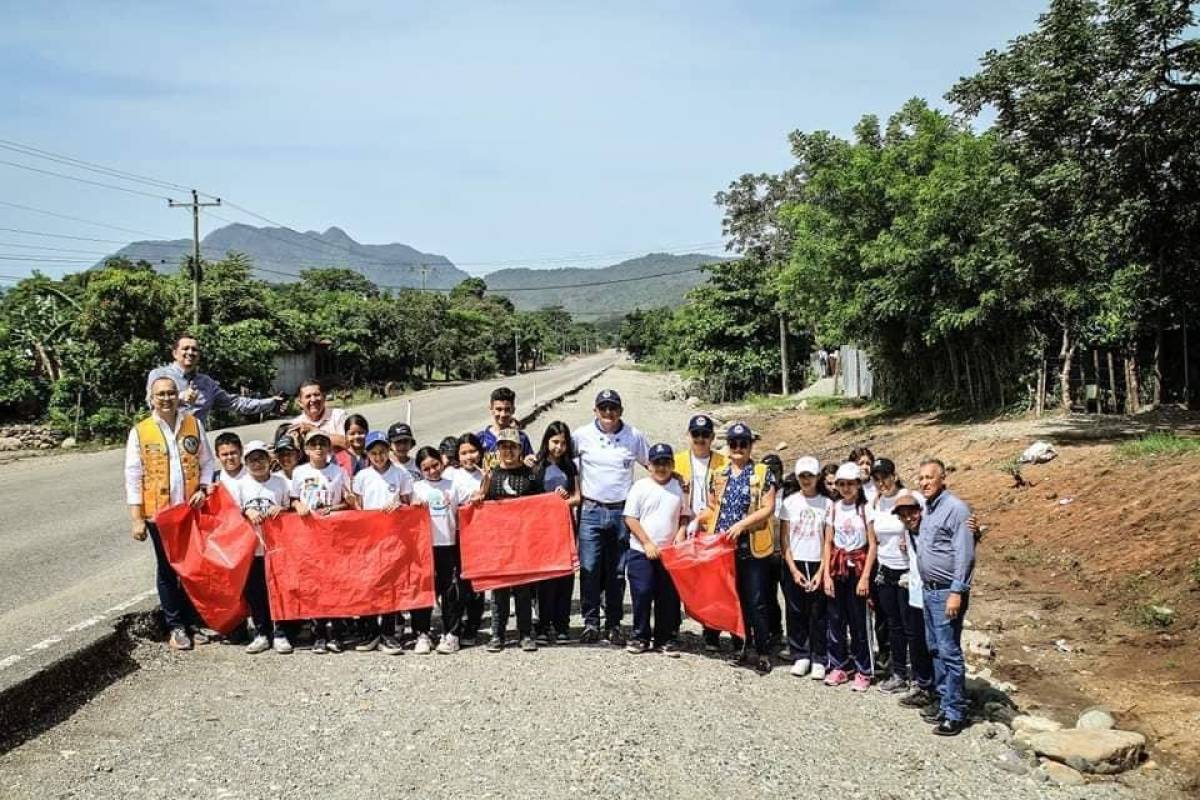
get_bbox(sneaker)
[168,627,192,651]
[461,634,478,648]
[190,628,211,646]
[578,626,601,644]
[900,688,934,708]
[810,663,827,681]
[790,659,811,677]
[555,632,570,644]
[703,632,720,653]
[661,640,681,658]
[436,634,460,655]
[355,635,380,653]
[920,704,945,723]
[606,628,626,647]
[380,635,404,655]
[245,634,270,655]
[326,638,344,654]
[879,675,909,694]
[520,637,538,652]
[312,637,327,654]
[272,632,293,654]
[851,673,872,692]
[824,668,849,686]
[626,639,649,654]
[487,636,505,653]
[754,655,773,675]
[414,634,432,655]
[535,630,551,645]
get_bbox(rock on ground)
[1027,729,1146,775]
[1076,707,1117,731]
[1041,759,1088,786]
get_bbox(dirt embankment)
[735,401,1200,783]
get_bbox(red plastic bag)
[153,485,257,634]
[660,534,744,638]
[459,494,576,590]
[262,507,434,620]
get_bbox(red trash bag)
[459,494,577,590]
[153,485,258,634]
[660,534,744,638]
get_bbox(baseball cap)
[243,439,269,458]
[273,435,299,453]
[495,428,522,446]
[365,430,389,450]
[305,430,331,447]
[761,453,783,469]
[648,442,674,462]
[595,388,622,408]
[871,457,896,476]
[893,491,922,511]
[688,414,714,434]
[835,462,860,482]
[387,422,415,442]
[725,422,753,442]
[794,456,820,476]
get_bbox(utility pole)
[514,329,520,374]
[778,311,791,395]
[168,189,221,327]
[416,264,433,292]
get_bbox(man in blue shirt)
[146,334,283,426]
[915,458,976,736]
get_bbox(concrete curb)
[517,359,615,428]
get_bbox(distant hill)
[484,253,727,316]
[104,223,468,290]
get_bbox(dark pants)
[877,565,932,686]
[463,591,485,638]
[536,572,574,636]
[827,572,872,675]
[147,522,198,630]
[735,553,772,655]
[869,567,890,670]
[626,550,681,645]
[492,585,533,639]
[244,555,272,636]
[765,555,783,640]
[412,544,465,636]
[924,588,969,722]
[365,611,405,638]
[779,559,827,663]
[577,502,628,631]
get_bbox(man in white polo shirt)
[572,388,649,645]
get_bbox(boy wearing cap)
[623,443,690,655]
[673,413,728,651]
[231,440,292,655]
[387,422,423,483]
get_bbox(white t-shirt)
[232,473,289,556]
[450,466,485,497]
[218,466,246,496]
[863,479,879,505]
[779,492,830,563]
[872,492,912,570]
[573,421,650,504]
[391,455,423,483]
[622,477,689,552]
[352,464,414,511]
[290,462,347,510]
[827,500,869,551]
[413,477,467,546]
[686,453,713,515]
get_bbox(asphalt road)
[0,352,614,678]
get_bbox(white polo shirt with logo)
[572,420,650,504]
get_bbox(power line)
[0,200,174,239]
[0,139,192,192]
[0,159,171,200]
[0,226,178,245]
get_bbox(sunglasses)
[690,431,714,439]
[728,440,750,450]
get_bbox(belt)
[923,580,953,591]
[583,498,625,510]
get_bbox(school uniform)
[777,492,830,667]
[534,460,578,640]
[872,492,931,687]
[483,465,545,642]
[231,472,290,637]
[825,499,873,676]
[353,464,416,639]
[411,476,472,639]
[622,477,688,647]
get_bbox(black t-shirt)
[485,465,544,501]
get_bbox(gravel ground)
[0,365,1152,799]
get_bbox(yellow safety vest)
[135,413,202,518]
[711,462,775,559]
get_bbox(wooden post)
[1106,350,1118,414]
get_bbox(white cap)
[835,462,860,482]
[243,439,269,457]
[794,456,820,476]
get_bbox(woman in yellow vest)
[124,376,216,651]
[709,422,778,674]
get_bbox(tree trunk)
[1106,350,1117,414]
[1036,358,1046,417]
[1152,326,1163,408]
[1058,327,1077,412]
[1125,344,1141,414]
[963,349,977,410]
[945,340,961,403]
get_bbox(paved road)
[0,352,613,677]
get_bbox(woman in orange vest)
[124,376,216,651]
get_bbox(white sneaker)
[436,634,460,655]
[272,632,293,654]
[245,634,270,655]
[414,633,432,655]
[790,659,811,677]
[810,663,826,681]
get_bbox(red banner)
[660,535,744,638]
[459,494,576,590]
[261,507,434,620]
[153,486,258,634]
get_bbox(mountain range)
[104,224,727,316]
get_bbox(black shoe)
[899,688,934,708]
[754,655,773,675]
[326,638,344,654]
[932,719,965,736]
[555,631,570,644]
[606,628,626,647]
[920,704,944,723]
[703,632,721,652]
[486,636,505,653]
[661,640,681,658]
[578,626,601,644]
[535,630,551,645]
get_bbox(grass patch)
[1191,559,1200,585]
[619,362,669,373]
[806,396,861,413]
[744,393,801,411]
[1001,547,1044,568]
[1124,603,1177,629]
[1117,432,1200,459]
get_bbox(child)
[451,432,487,645]
[271,433,303,481]
[231,440,291,655]
[410,446,472,655]
[290,431,350,654]
[214,432,245,494]
[821,462,877,691]
[387,422,422,483]
[477,386,532,469]
[622,443,689,655]
[673,413,728,652]
[480,428,544,652]
[532,421,580,643]
[438,436,460,469]
[760,452,786,652]
[778,456,829,680]
[350,431,414,655]
[336,414,370,478]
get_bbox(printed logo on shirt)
[299,478,328,510]
[243,496,275,515]
[181,436,200,454]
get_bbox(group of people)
[125,333,977,737]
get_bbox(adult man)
[914,458,975,736]
[288,379,347,450]
[124,376,216,651]
[146,334,283,426]
[572,388,649,645]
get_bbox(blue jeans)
[147,522,198,630]
[626,550,681,645]
[578,502,629,630]
[826,574,871,675]
[735,553,772,655]
[923,588,969,722]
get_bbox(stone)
[0,436,21,451]
[685,396,701,408]
[60,436,77,449]
[776,441,788,451]
[963,630,995,660]
[1040,760,1087,786]
[1076,706,1117,731]
[1026,729,1146,775]
[1011,714,1063,734]
[983,701,1018,726]
[994,749,1030,776]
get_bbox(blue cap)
[725,422,753,442]
[688,414,714,434]
[595,388,622,408]
[648,442,674,462]
[365,430,389,450]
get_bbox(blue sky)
[0,1,1047,279]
